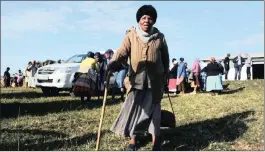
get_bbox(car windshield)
[65,54,87,63]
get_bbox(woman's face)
[210,57,215,63]
[138,15,154,32]
[95,56,99,62]
[105,53,110,59]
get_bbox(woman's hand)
[107,61,121,72]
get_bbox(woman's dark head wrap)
[87,51,95,58]
[105,49,114,55]
[180,57,184,62]
[136,5,157,24]
[94,52,101,58]
[94,52,103,62]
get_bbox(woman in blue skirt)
[205,57,223,95]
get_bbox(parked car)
[35,53,117,96]
[34,54,87,96]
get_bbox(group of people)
[168,57,223,95]
[167,52,252,96]
[3,67,24,88]
[2,4,254,151]
[224,53,252,80]
[2,59,61,88]
[72,49,128,102]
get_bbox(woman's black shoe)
[152,144,161,151]
[125,144,137,151]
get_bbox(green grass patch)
[0,80,264,150]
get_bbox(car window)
[65,54,86,63]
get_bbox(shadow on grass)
[1,99,122,119]
[221,87,245,94]
[1,91,70,99]
[222,83,230,90]
[0,110,256,151]
[136,110,255,151]
[0,128,107,151]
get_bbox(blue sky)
[1,1,264,75]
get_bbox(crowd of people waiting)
[2,59,61,88]
[72,49,128,102]
[167,53,252,96]
[2,50,252,99]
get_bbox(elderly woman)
[205,57,223,95]
[108,5,169,151]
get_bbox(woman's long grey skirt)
[110,89,161,138]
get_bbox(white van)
[35,54,87,96]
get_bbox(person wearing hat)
[4,67,11,87]
[108,5,169,151]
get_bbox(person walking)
[108,5,169,151]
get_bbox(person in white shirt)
[245,53,252,80]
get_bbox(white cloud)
[1,1,181,40]
[224,33,264,48]
[75,1,181,35]
[1,5,74,39]
[75,1,140,34]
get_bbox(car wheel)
[41,87,52,96]
[51,88,59,96]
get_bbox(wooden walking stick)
[165,77,175,116]
[167,93,175,116]
[96,71,112,151]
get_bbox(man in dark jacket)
[224,53,230,80]
[233,53,245,80]
[4,67,11,87]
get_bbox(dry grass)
[0,80,264,151]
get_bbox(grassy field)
[1,80,264,151]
